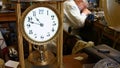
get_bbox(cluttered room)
[0,0,120,68]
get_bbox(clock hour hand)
[30,21,40,25]
[35,17,44,27]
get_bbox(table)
[63,53,93,68]
[5,53,94,68]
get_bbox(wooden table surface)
[5,53,94,68]
[63,53,92,68]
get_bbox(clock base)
[28,50,56,66]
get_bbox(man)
[49,0,94,55]
[64,0,93,36]
[63,0,95,55]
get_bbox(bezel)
[20,3,62,45]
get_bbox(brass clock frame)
[20,3,62,45]
[17,1,64,68]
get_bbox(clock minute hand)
[35,17,44,27]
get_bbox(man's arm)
[64,1,87,28]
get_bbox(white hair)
[83,0,89,7]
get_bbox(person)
[49,0,95,55]
[63,0,94,38]
[63,0,95,55]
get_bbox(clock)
[17,1,64,68]
[20,3,61,45]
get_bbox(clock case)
[17,1,64,68]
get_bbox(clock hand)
[35,17,44,27]
[30,21,40,25]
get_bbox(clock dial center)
[35,17,44,27]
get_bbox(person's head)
[74,0,89,10]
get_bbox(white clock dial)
[23,7,59,42]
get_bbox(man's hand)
[82,8,91,15]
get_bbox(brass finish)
[28,47,56,66]
[16,3,25,68]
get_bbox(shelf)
[0,12,16,22]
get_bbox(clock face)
[22,6,60,43]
